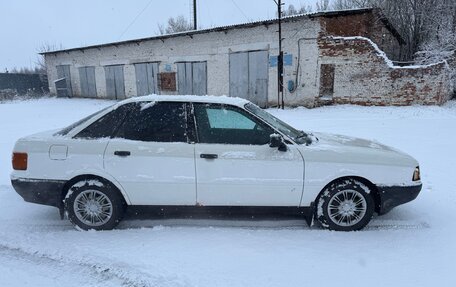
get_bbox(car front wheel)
[64,179,125,231]
[316,178,374,231]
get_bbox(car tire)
[315,178,374,231]
[64,179,125,231]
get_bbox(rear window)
[55,105,113,136]
[74,104,133,139]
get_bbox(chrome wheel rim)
[73,190,113,227]
[327,189,367,227]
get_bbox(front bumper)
[376,183,422,215]
[11,178,66,208]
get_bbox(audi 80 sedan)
[11,95,422,231]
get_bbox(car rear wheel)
[315,178,374,231]
[65,179,125,231]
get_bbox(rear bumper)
[11,178,66,208]
[376,183,422,215]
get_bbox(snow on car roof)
[119,94,251,107]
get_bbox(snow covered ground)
[0,97,455,287]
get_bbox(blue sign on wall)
[269,54,293,67]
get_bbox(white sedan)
[11,95,422,231]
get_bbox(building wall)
[45,18,321,107]
[44,10,452,108]
[318,9,402,60]
[317,36,452,106]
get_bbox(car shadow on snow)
[118,206,310,230]
[112,206,430,231]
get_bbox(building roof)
[41,7,403,55]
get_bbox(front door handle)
[200,153,218,159]
[114,151,131,157]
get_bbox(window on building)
[319,64,335,98]
[177,62,207,95]
[79,66,97,97]
[193,103,273,145]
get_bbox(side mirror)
[269,134,287,152]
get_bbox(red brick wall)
[316,37,451,106]
[318,9,402,60]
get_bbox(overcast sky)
[0,0,317,71]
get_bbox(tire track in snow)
[0,244,191,287]
[0,246,124,287]
[365,221,430,231]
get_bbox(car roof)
[119,94,251,107]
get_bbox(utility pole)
[274,0,285,109]
[193,0,197,30]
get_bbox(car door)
[192,103,304,206]
[104,101,196,205]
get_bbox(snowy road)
[1,98,455,286]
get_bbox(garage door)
[104,65,125,100]
[229,50,268,108]
[56,65,73,97]
[177,62,207,95]
[79,66,97,97]
[135,62,159,96]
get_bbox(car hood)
[302,132,418,167]
[313,132,398,152]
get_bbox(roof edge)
[41,8,375,56]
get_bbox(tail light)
[413,166,421,181]
[12,152,28,170]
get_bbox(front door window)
[193,104,273,145]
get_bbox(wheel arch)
[316,176,381,213]
[61,174,131,206]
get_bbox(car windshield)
[55,105,114,136]
[245,103,310,145]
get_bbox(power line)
[230,0,250,22]
[117,0,154,40]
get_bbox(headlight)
[413,166,421,181]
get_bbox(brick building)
[42,8,453,107]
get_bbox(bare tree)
[9,67,42,74]
[282,4,313,16]
[332,0,372,10]
[285,4,298,16]
[157,15,193,35]
[416,0,456,59]
[328,0,456,63]
[316,0,331,11]
[282,4,312,16]
[35,42,64,75]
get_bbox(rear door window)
[115,102,188,142]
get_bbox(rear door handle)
[200,153,218,159]
[114,151,131,157]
